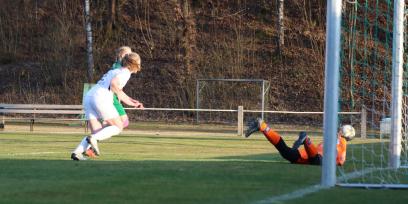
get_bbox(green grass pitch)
[0,123,407,204]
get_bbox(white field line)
[337,167,408,189]
[254,184,325,204]
[1,152,274,162]
[336,168,377,182]
[253,167,378,204]
[3,151,65,156]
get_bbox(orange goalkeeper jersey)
[317,136,347,165]
[298,136,347,165]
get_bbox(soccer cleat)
[84,147,97,158]
[292,131,308,150]
[245,118,263,138]
[86,136,100,156]
[71,153,87,161]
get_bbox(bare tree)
[84,0,94,82]
[182,0,195,74]
[278,0,284,52]
[107,0,117,32]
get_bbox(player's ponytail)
[122,52,141,73]
[115,46,132,62]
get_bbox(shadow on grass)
[214,152,286,162]
[0,158,321,204]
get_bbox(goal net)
[196,79,269,123]
[337,0,408,188]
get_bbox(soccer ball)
[341,125,355,141]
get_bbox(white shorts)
[83,86,119,121]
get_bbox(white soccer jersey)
[97,68,131,90]
[84,68,132,120]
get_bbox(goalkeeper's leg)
[303,137,322,165]
[256,119,302,163]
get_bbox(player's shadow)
[214,152,287,163]
[0,158,321,203]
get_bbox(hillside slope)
[0,0,327,118]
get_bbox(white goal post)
[195,79,270,122]
[322,0,342,187]
[325,0,408,188]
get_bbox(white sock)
[92,125,121,141]
[73,136,90,154]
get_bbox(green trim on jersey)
[112,61,122,69]
[113,94,126,116]
[111,61,126,116]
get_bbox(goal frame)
[195,78,270,122]
[324,0,408,188]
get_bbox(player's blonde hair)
[122,52,141,73]
[116,46,132,62]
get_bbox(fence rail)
[127,106,365,137]
[1,104,365,137]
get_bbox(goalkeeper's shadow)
[213,152,288,163]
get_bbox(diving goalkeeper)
[245,118,355,166]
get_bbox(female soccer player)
[71,52,143,160]
[82,46,135,158]
[111,46,132,128]
[245,118,354,165]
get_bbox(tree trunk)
[84,0,94,82]
[182,0,193,74]
[278,0,285,52]
[173,0,197,108]
[108,0,116,32]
